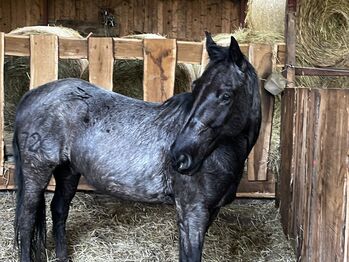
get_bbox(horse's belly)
[73,149,173,203]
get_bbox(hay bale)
[5,26,88,131]
[246,0,286,35]
[212,28,284,46]
[296,0,349,88]
[82,34,193,100]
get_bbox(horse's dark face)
[171,32,255,174]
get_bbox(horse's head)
[170,32,259,175]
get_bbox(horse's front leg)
[175,200,211,262]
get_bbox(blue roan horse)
[14,32,261,262]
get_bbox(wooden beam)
[0,33,4,176]
[247,44,274,181]
[143,39,177,102]
[3,34,286,66]
[285,0,297,88]
[59,38,88,59]
[88,37,114,91]
[295,66,349,76]
[4,35,30,56]
[29,34,58,89]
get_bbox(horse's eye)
[220,93,232,102]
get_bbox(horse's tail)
[13,128,47,261]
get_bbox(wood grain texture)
[143,39,176,102]
[29,34,58,88]
[279,88,349,261]
[247,44,274,181]
[0,33,4,176]
[88,37,114,90]
[0,0,243,40]
[3,34,286,66]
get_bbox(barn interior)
[0,0,348,261]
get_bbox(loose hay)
[0,192,295,261]
[296,0,349,88]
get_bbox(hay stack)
[82,34,193,100]
[5,26,88,130]
[246,0,286,35]
[296,0,349,88]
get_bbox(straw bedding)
[0,191,295,261]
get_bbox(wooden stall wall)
[0,0,47,33]
[0,0,245,40]
[0,33,286,197]
[279,88,349,261]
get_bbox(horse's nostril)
[177,153,192,173]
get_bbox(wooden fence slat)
[0,33,4,178]
[59,38,88,59]
[247,44,274,181]
[29,35,58,89]
[88,37,114,91]
[4,35,30,56]
[113,38,144,60]
[3,34,286,66]
[143,39,177,102]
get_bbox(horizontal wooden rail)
[3,34,286,66]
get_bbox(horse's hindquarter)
[14,79,185,203]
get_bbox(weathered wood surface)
[3,34,286,66]
[247,44,274,181]
[88,37,114,90]
[0,33,4,177]
[0,0,244,40]
[143,39,176,102]
[279,88,349,261]
[29,34,58,89]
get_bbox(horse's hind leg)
[50,164,80,262]
[16,165,52,262]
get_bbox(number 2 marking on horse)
[20,132,42,152]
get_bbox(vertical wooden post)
[143,39,176,102]
[247,44,274,181]
[88,37,114,91]
[29,34,58,88]
[0,33,4,176]
[285,0,297,88]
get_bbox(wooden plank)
[113,38,143,59]
[279,88,349,261]
[4,35,30,56]
[247,44,274,181]
[285,9,296,88]
[143,39,176,102]
[29,34,58,88]
[157,0,164,34]
[177,41,203,64]
[59,37,88,59]
[88,37,113,90]
[279,88,296,235]
[221,0,232,33]
[3,35,286,66]
[0,33,4,177]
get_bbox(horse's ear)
[229,36,244,67]
[205,31,223,61]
